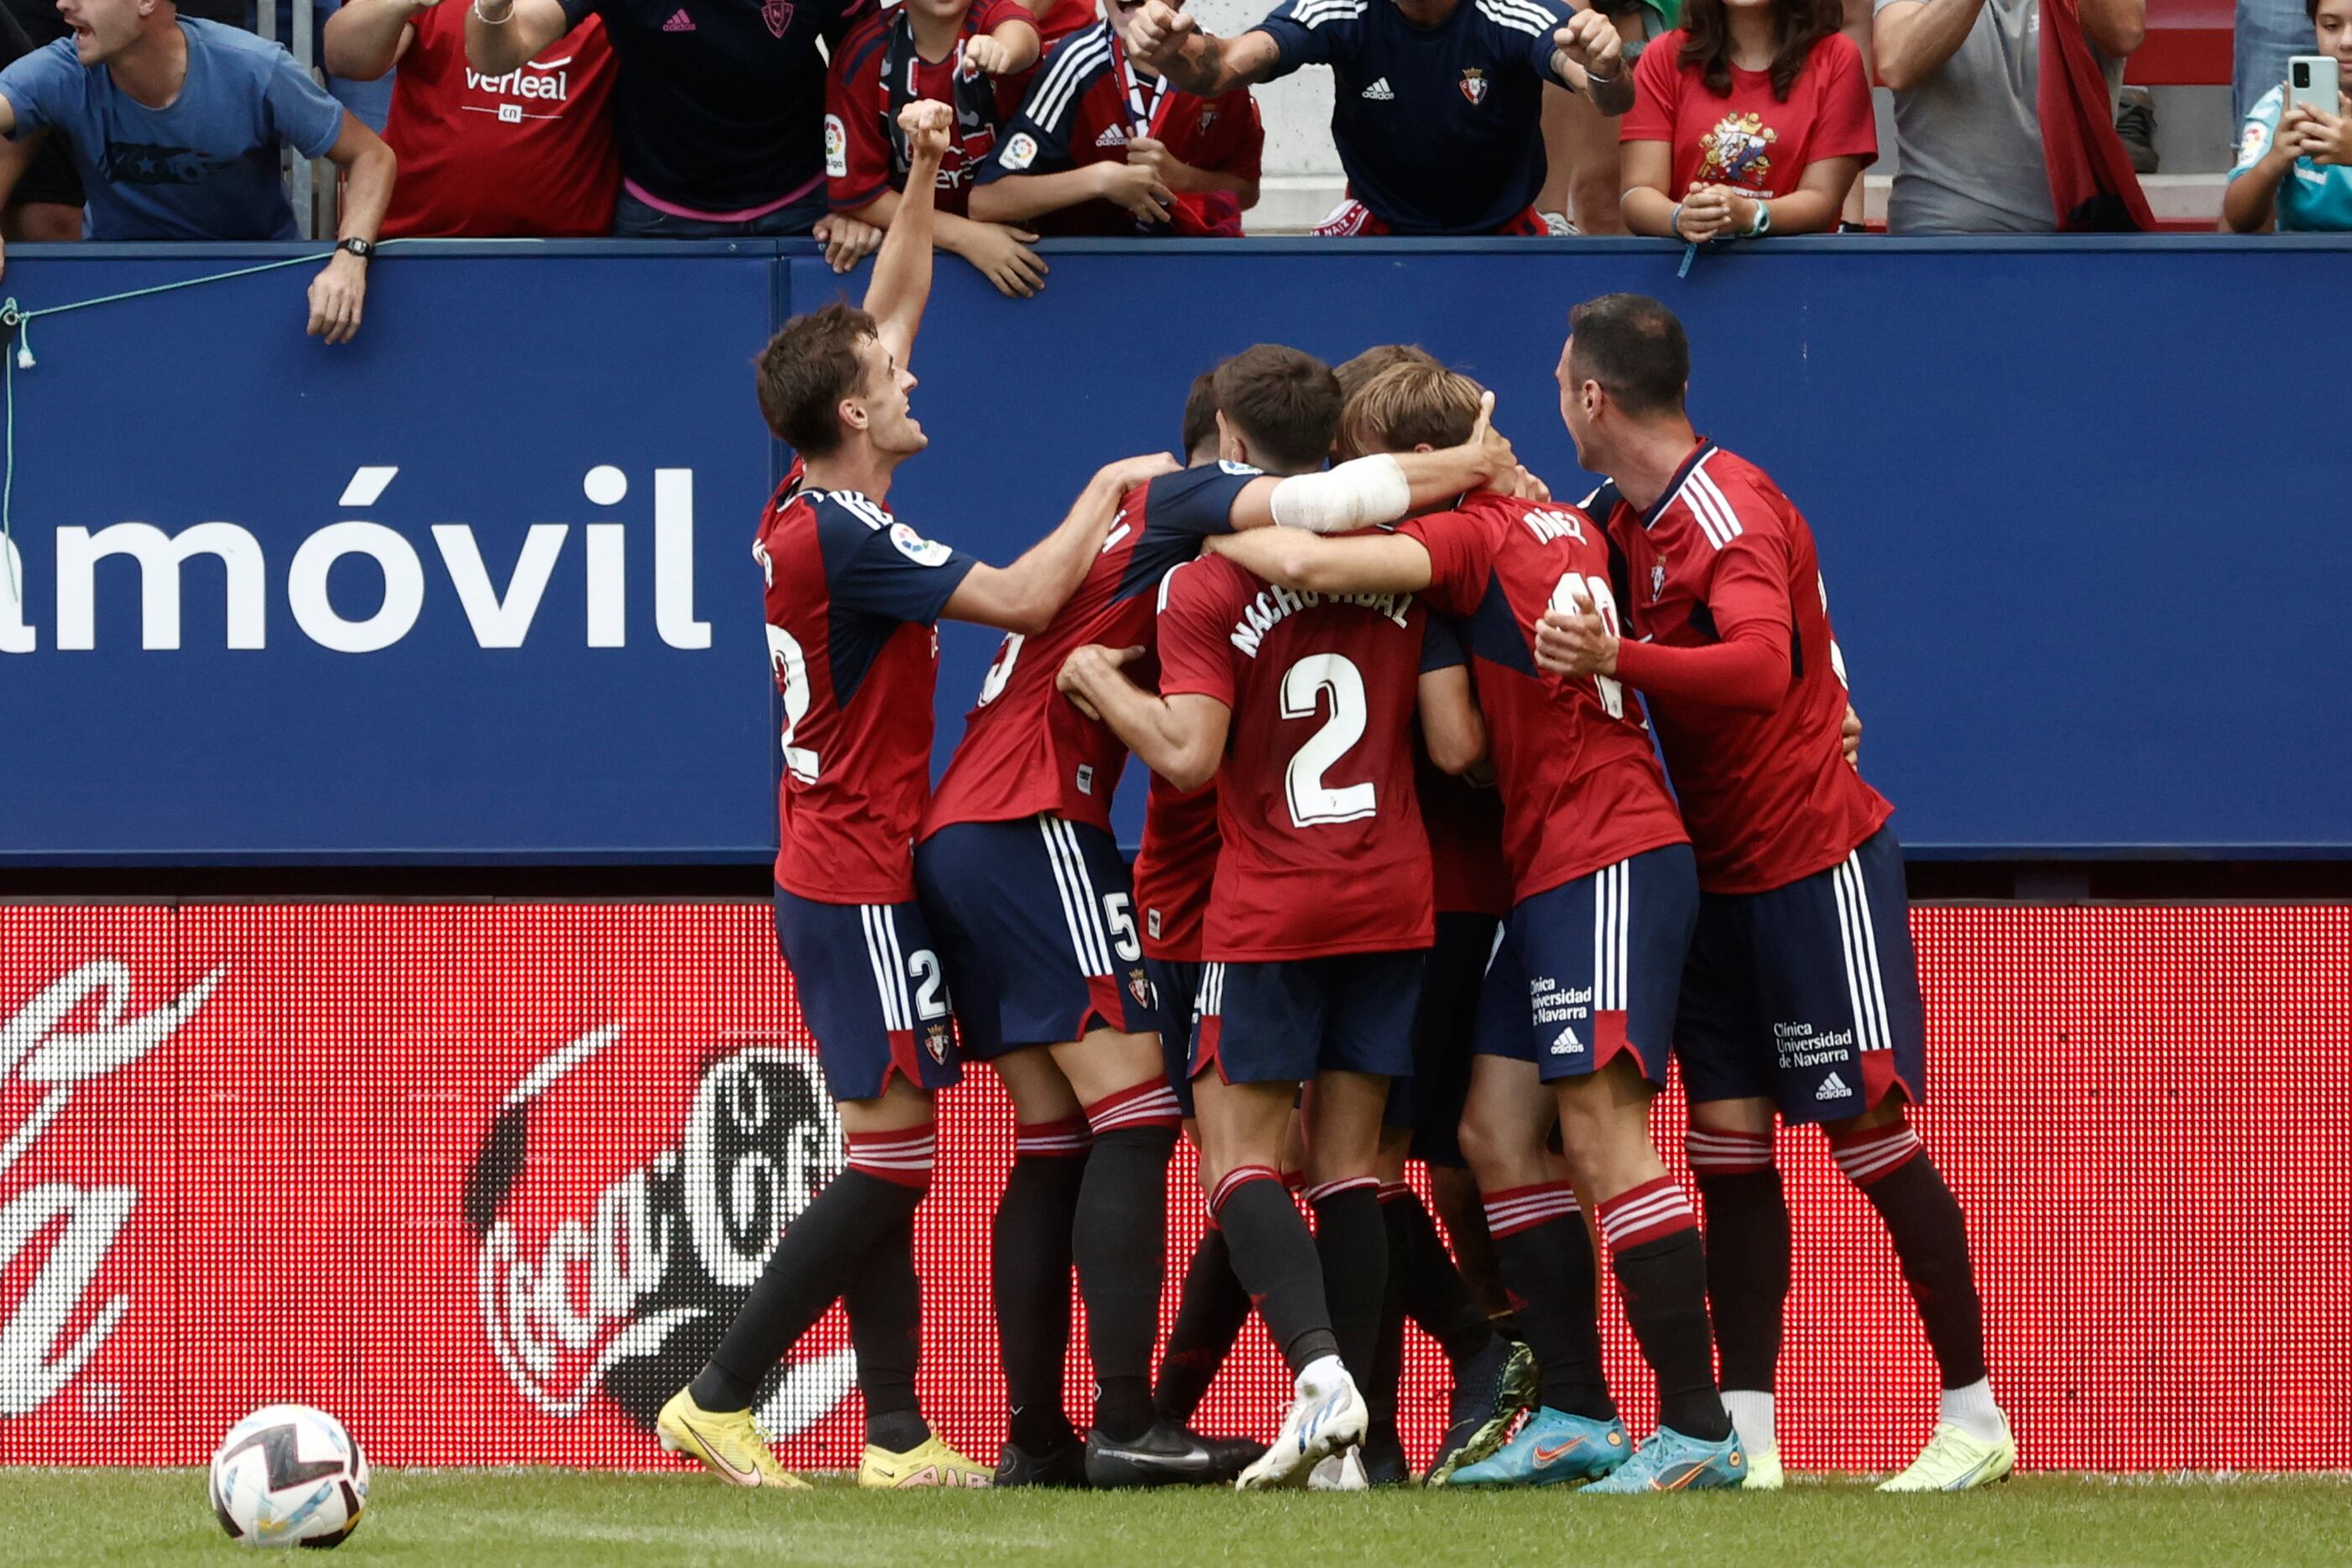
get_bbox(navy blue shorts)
[1145,956,1202,1117]
[1673,827,1927,1123]
[1384,913,1500,1167]
[915,815,1158,1061]
[772,886,962,1103]
[1192,950,1424,1087]
[1474,844,1700,1088]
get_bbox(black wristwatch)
[336,237,376,263]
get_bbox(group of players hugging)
[654,102,2013,1498]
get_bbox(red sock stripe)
[1375,1181,1412,1205]
[1595,1175,1696,1255]
[1014,1116,1093,1158]
[1828,1120,1924,1186]
[1685,1125,1775,1176]
[1211,1164,1281,1214]
[1302,1175,1378,1206]
[1083,1080,1185,1134]
[847,1125,936,1190]
[1481,1181,1581,1237]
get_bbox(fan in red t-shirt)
[324,0,619,237]
[1617,0,1875,241]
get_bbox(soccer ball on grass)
[207,1404,370,1549]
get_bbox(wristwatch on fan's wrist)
[336,237,376,263]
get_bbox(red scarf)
[2037,0,2155,230]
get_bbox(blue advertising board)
[3,235,2347,862]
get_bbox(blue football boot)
[1579,1425,1747,1493]
[1443,1407,1631,1488]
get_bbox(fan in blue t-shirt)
[1116,0,1632,234]
[0,6,395,341]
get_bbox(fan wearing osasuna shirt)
[1534,294,2012,1494]
[918,344,1513,1487]
[653,102,1177,1494]
[324,0,619,236]
[1206,361,1748,1496]
[825,0,1055,297]
[1118,0,1631,235]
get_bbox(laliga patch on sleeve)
[2237,117,2270,168]
[1003,132,1038,170]
[890,522,954,567]
[825,114,848,178]
[1218,460,1262,477]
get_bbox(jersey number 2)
[767,623,821,784]
[1280,654,1377,827]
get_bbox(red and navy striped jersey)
[1400,491,1688,905]
[754,480,977,904]
[923,461,1261,838]
[972,19,1265,236]
[1253,0,1570,233]
[1590,443,1891,894]
[1155,551,1435,961]
[824,0,1034,217]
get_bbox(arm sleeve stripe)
[1030,28,1114,132]
[1475,0,1554,37]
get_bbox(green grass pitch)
[4,1471,2349,1567]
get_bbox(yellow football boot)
[656,1388,811,1488]
[858,1435,995,1488]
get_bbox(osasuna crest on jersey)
[1459,67,1489,105]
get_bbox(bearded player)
[655,100,1172,1490]
[1535,294,2009,1492]
[1206,359,1749,1493]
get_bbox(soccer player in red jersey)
[824,0,1054,297]
[1057,418,1508,1488]
[917,346,1511,1487]
[1205,360,1747,1494]
[1535,294,2010,1493]
[656,101,1175,1492]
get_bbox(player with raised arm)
[1055,403,1501,1489]
[916,345,1513,1487]
[1533,294,2010,1493]
[1204,358,1749,1495]
[654,101,1173,1492]
[1115,0,1631,235]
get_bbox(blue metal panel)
[3,237,2345,862]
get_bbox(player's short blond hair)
[1332,342,1442,404]
[1342,360,1486,459]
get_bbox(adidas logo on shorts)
[1550,1024,1581,1055]
[1816,1070,1852,1101]
[1361,76,1395,100]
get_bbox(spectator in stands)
[827,0,1051,294]
[2223,0,2352,230]
[1540,0,1671,236]
[0,2,77,242]
[2238,0,2312,130]
[970,0,1265,238]
[0,0,396,342]
[1874,0,2144,232]
[1119,0,1630,237]
[326,0,618,236]
[1619,0,1875,239]
[465,0,879,268]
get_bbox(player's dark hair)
[1567,294,1689,420]
[1332,343,1442,405]
[1343,362,1486,456]
[1679,0,1842,100]
[1180,370,1222,460]
[755,300,880,456]
[1213,345,1343,475]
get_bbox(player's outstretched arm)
[943,453,1180,633]
[865,102,952,367]
[1059,649,1232,791]
[1417,664,1489,776]
[1121,0,1286,94]
[1203,529,1432,596]
[1225,393,1516,534]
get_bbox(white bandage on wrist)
[1268,454,1412,534]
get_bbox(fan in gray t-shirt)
[1872,0,2136,233]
